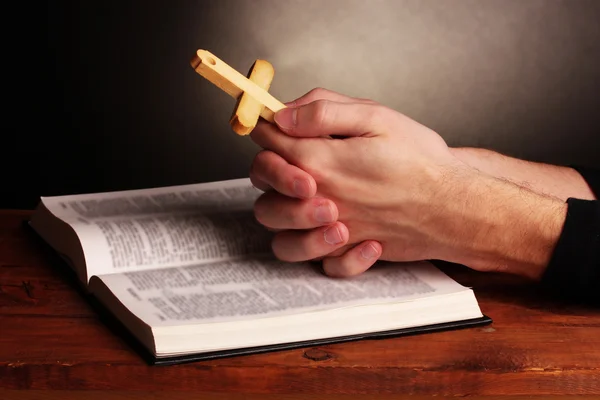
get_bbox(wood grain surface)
[1,210,598,398]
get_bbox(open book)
[29,178,491,364]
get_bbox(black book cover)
[97,294,493,366]
[152,315,493,365]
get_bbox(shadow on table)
[433,259,599,314]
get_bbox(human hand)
[250,88,467,276]
[249,89,385,276]
[250,88,567,280]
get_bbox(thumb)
[273,100,383,138]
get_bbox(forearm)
[434,168,567,280]
[450,147,596,201]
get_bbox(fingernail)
[324,226,343,245]
[293,179,311,198]
[274,107,297,129]
[361,243,379,260]
[314,203,334,223]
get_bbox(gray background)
[7,0,600,208]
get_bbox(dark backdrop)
[5,0,600,209]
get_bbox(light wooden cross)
[190,49,286,135]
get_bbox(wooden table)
[1,210,599,399]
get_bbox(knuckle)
[252,195,269,226]
[358,97,379,105]
[286,140,311,168]
[306,87,329,101]
[310,99,331,127]
[250,150,269,176]
[253,150,285,186]
[291,149,321,177]
[364,105,389,128]
[254,149,273,165]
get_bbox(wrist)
[448,147,505,178]
[449,147,596,201]
[430,167,567,280]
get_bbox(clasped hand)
[249,88,477,277]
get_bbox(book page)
[43,178,260,222]
[39,178,272,278]
[93,260,472,327]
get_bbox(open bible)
[29,177,491,364]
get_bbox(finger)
[310,243,354,261]
[322,240,382,278]
[249,150,317,199]
[249,174,271,192]
[251,101,384,163]
[288,87,377,107]
[254,191,338,230]
[274,100,386,138]
[271,222,349,262]
[250,121,298,156]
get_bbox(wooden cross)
[190,49,286,135]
